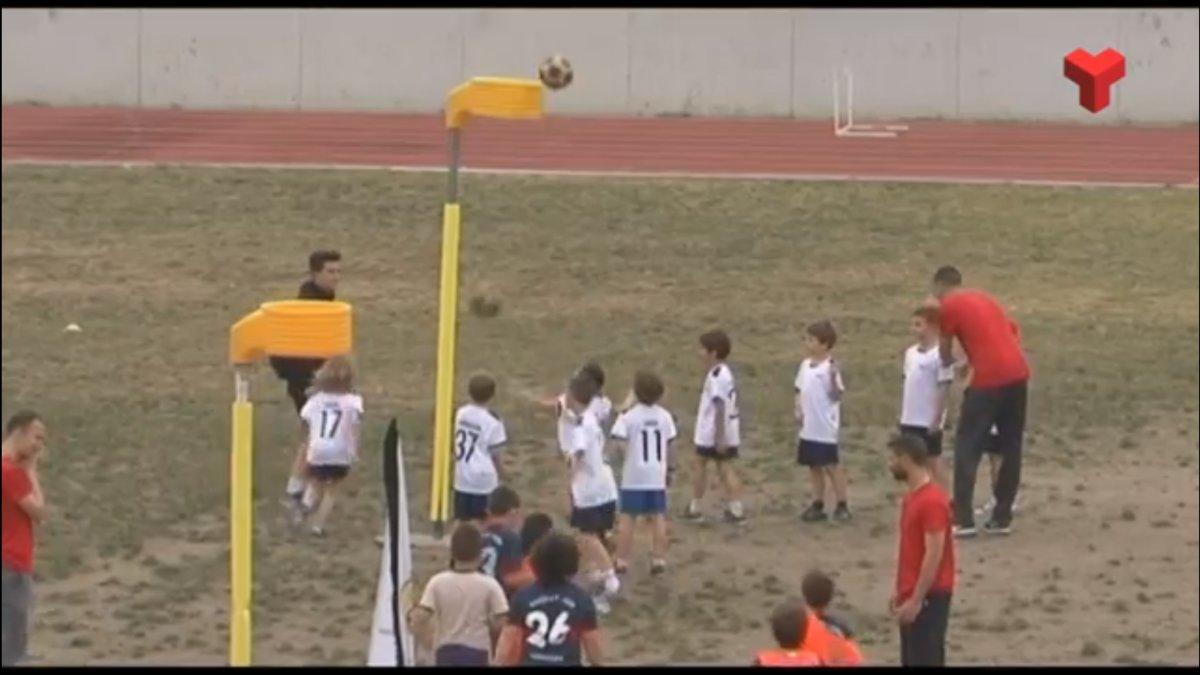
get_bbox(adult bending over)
[931,266,1029,536]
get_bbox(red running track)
[3,105,1198,187]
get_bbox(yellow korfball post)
[429,77,544,539]
[227,300,353,666]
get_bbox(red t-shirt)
[895,482,955,603]
[939,289,1029,388]
[2,457,35,572]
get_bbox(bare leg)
[286,441,308,498]
[615,514,634,570]
[651,515,668,564]
[310,481,336,533]
[829,465,849,504]
[716,461,743,502]
[691,455,708,503]
[809,467,827,505]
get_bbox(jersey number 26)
[525,609,571,649]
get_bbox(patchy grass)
[2,165,1198,666]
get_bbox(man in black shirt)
[274,250,342,508]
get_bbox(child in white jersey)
[795,320,850,523]
[563,373,621,614]
[297,355,363,537]
[538,362,614,514]
[611,371,678,576]
[686,330,746,523]
[898,306,956,489]
[453,374,509,525]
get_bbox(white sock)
[689,498,701,512]
[286,476,304,497]
[603,570,620,597]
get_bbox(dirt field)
[2,165,1197,665]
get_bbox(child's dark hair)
[568,372,598,407]
[487,485,521,517]
[801,571,835,611]
[633,370,665,406]
[913,305,940,327]
[4,410,42,438]
[520,512,554,556]
[888,432,929,464]
[699,330,732,360]
[933,265,963,287]
[468,373,496,404]
[580,361,606,390]
[308,249,342,273]
[530,532,580,585]
[806,319,838,349]
[450,522,484,564]
[770,598,809,649]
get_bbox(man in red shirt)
[888,433,955,667]
[932,265,1029,537]
[2,411,48,667]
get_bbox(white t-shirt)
[453,404,508,495]
[900,343,955,429]
[568,412,618,508]
[300,391,364,466]
[795,358,844,444]
[555,393,613,455]
[693,363,741,447]
[611,404,678,491]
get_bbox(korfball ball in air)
[538,55,574,91]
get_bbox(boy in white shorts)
[611,371,677,576]
[453,374,509,525]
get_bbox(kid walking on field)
[295,355,363,537]
[795,320,850,523]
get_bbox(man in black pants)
[932,266,1030,537]
[888,433,955,666]
[273,250,342,507]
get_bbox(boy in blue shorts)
[611,371,678,576]
[795,320,850,523]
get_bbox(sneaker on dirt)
[800,503,828,523]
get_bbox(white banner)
[366,434,415,667]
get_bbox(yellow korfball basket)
[226,299,353,666]
[229,300,353,364]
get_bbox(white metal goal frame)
[832,67,909,138]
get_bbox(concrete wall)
[3,8,1197,122]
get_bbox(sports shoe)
[832,504,853,522]
[310,525,325,538]
[683,502,705,521]
[982,520,1011,536]
[800,503,828,523]
[650,560,667,576]
[952,525,977,539]
[724,507,747,523]
[614,559,629,575]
